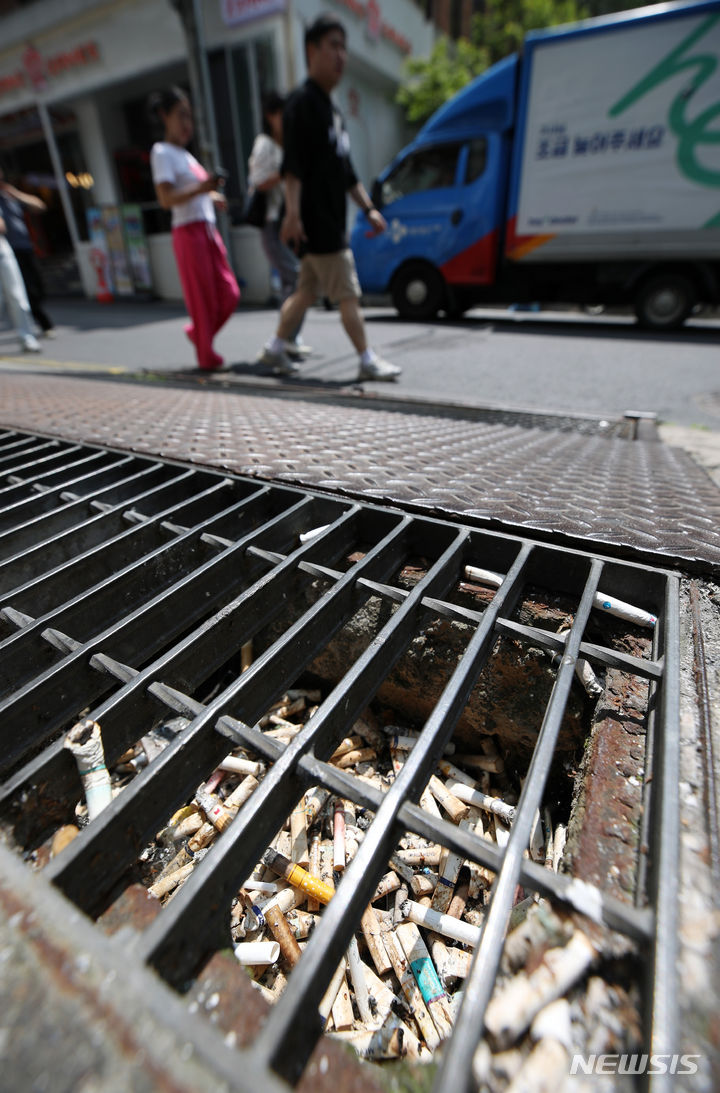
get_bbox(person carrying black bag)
[248,91,310,362]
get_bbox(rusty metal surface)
[1,370,719,572]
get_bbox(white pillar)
[71,97,119,205]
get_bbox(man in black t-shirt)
[258,13,401,381]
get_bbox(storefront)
[0,0,434,302]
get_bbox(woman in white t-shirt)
[249,92,309,365]
[149,86,239,370]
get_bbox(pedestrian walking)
[0,213,41,353]
[0,169,55,336]
[259,13,401,381]
[249,91,311,364]
[149,86,240,371]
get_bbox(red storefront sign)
[0,40,100,99]
[331,0,412,54]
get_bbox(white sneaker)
[359,355,401,381]
[21,336,41,353]
[286,340,313,360]
[257,346,300,376]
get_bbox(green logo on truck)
[609,12,720,221]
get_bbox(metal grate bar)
[0,462,185,549]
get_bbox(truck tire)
[634,274,695,330]
[391,262,446,320]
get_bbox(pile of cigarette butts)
[60,680,640,1084]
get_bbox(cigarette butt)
[331,966,354,1031]
[419,784,443,820]
[361,960,395,1024]
[431,939,473,984]
[262,847,334,904]
[395,921,453,1040]
[360,905,392,977]
[346,935,372,1024]
[240,640,253,672]
[331,1016,416,1060]
[333,797,346,872]
[330,735,363,761]
[224,774,260,811]
[195,788,234,832]
[233,940,281,966]
[453,752,505,774]
[394,882,409,926]
[187,821,217,852]
[334,747,376,769]
[447,878,469,921]
[592,591,656,627]
[382,926,441,1050]
[389,745,405,778]
[171,812,205,841]
[352,714,385,751]
[299,523,331,543]
[387,729,455,756]
[484,931,597,1049]
[431,832,467,915]
[318,958,348,1025]
[428,775,470,824]
[401,898,482,947]
[307,833,322,912]
[464,564,503,588]
[552,824,566,872]
[64,719,112,821]
[284,909,319,940]
[371,870,401,902]
[258,884,303,919]
[396,847,442,867]
[149,862,194,900]
[445,780,516,823]
[410,873,437,898]
[268,968,287,997]
[303,786,330,826]
[436,758,478,788]
[264,903,302,968]
[218,755,263,777]
[50,824,79,858]
[291,799,310,869]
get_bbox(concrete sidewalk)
[2,296,719,488]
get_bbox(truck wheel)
[634,275,695,330]
[391,263,446,320]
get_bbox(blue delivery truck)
[351,0,720,329]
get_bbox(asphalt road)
[1,297,719,430]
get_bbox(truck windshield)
[381,142,463,205]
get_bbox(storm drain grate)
[0,428,680,1092]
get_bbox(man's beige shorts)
[297,248,361,303]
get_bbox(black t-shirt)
[282,78,358,255]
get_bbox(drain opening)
[0,430,677,1092]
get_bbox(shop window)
[464,137,487,184]
[381,142,462,205]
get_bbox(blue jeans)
[261,221,304,340]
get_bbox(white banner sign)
[221,0,286,27]
[517,11,720,234]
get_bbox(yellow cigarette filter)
[262,848,335,905]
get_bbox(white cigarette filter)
[445,780,517,823]
[233,940,281,966]
[64,719,113,821]
[218,755,264,777]
[402,898,482,948]
[463,566,657,628]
